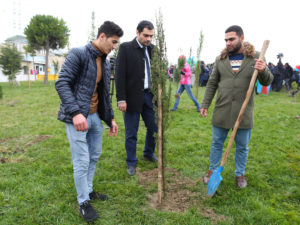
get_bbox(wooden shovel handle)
[220,40,270,167]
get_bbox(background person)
[284,62,293,92]
[170,55,201,112]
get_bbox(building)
[0,35,66,82]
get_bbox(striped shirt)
[229,53,244,74]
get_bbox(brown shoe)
[203,170,213,184]
[236,174,247,188]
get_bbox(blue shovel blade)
[207,166,224,197]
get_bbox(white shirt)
[118,39,151,105]
[136,38,151,89]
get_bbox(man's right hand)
[200,108,208,118]
[118,101,127,112]
[72,113,88,132]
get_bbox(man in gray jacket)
[201,25,273,188]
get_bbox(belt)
[144,88,150,93]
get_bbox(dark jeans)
[273,74,283,92]
[124,92,157,166]
[284,78,291,91]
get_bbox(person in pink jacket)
[171,55,201,112]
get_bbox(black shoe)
[143,155,158,162]
[89,191,108,201]
[79,201,99,222]
[127,166,136,176]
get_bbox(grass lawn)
[0,81,299,225]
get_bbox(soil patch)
[137,167,226,222]
[0,135,51,163]
[24,135,51,147]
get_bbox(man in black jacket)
[272,57,284,92]
[115,20,157,176]
[55,21,123,223]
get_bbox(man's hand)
[109,120,118,137]
[254,59,266,73]
[118,101,127,112]
[72,113,88,132]
[200,108,208,118]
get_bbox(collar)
[87,41,107,59]
[136,38,144,49]
[132,38,154,51]
[220,42,256,60]
[92,41,104,56]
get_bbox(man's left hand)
[109,120,118,137]
[254,59,266,73]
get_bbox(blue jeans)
[171,84,200,110]
[209,125,252,177]
[124,92,157,166]
[65,113,103,205]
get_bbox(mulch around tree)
[137,167,226,222]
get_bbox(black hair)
[225,25,244,37]
[136,20,154,33]
[97,21,124,38]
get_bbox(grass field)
[0,81,299,225]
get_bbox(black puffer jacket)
[55,42,114,127]
[284,63,293,79]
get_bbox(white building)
[0,35,66,82]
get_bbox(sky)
[0,0,298,67]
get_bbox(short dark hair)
[97,21,124,38]
[225,25,244,37]
[137,20,154,33]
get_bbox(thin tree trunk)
[28,73,30,89]
[33,57,36,80]
[195,64,201,100]
[44,46,49,85]
[157,83,164,204]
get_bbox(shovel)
[207,40,270,197]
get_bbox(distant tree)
[0,44,23,86]
[88,11,96,41]
[23,44,36,72]
[112,42,120,59]
[109,42,120,100]
[195,30,204,99]
[23,44,36,88]
[189,47,192,62]
[24,14,70,84]
[52,59,59,75]
[175,56,185,90]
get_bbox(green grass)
[0,81,299,225]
